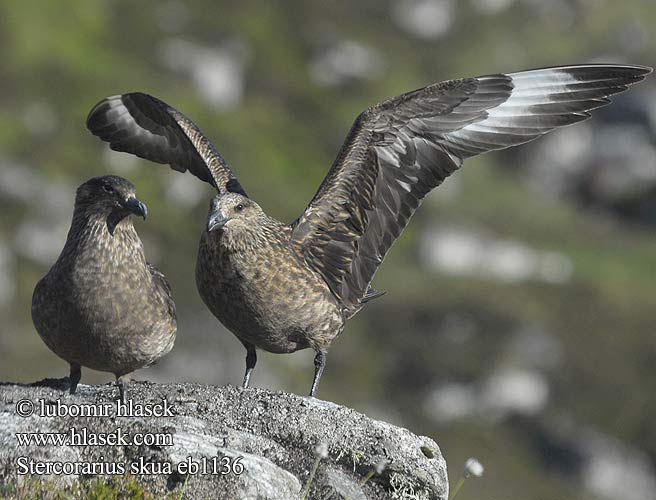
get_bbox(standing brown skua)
[86,64,650,397]
[31,176,177,402]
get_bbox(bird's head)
[206,193,263,235]
[75,175,147,233]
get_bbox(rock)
[0,380,448,500]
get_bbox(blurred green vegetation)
[0,474,183,500]
[1,1,655,499]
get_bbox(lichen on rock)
[0,380,448,499]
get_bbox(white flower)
[314,442,328,459]
[375,459,388,475]
[463,457,484,478]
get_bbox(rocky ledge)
[0,380,448,499]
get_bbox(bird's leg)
[116,374,131,403]
[243,344,257,388]
[69,363,81,395]
[309,351,327,398]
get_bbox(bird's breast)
[196,236,343,353]
[32,222,176,373]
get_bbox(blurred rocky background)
[0,1,655,499]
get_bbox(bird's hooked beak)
[122,196,148,220]
[207,210,230,232]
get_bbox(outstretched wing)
[291,64,651,313]
[86,93,247,196]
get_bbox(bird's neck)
[60,209,144,264]
[215,216,288,254]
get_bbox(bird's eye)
[102,184,114,193]
[235,203,244,212]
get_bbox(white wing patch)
[442,66,624,153]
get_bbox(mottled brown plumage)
[86,64,650,396]
[31,176,177,401]
[195,194,343,393]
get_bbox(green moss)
[0,475,186,500]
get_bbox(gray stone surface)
[0,380,448,499]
